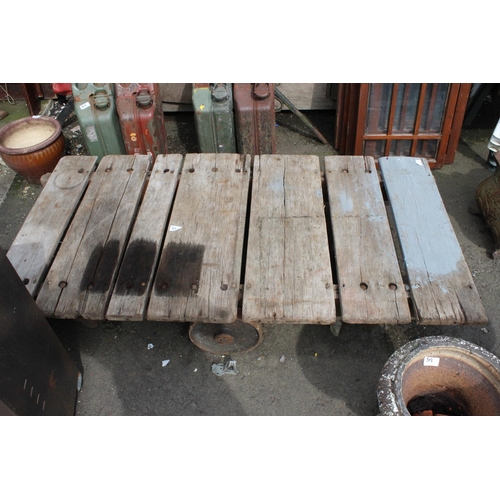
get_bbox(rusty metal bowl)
[378,336,500,416]
[0,116,65,185]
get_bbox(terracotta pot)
[0,116,65,185]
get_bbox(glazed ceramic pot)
[0,116,65,184]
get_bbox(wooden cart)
[7,153,487,353]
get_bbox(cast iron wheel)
[189,320,263,355]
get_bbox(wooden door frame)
[349,83,471,168]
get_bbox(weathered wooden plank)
[324,156,411,324]
[106,154,183,321]
[7,156,97,297]
[242,155,335,324]
[36,160,112,316]
[36,155,151,319]
[147,153,250,323]
[379,156,488,325]
[277,83,335,110]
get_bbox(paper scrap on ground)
[212,360,238,376]
[162,359,170,367]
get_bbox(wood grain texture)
[7,156,97,297]
[277,83,334,110]
[379,156,488,325]
[147,153,250,323]
[36,155,151,319]
[106,155,183,320]
[242,155,335,324]
[324,156,411,324]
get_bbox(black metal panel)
[0,249,80,416]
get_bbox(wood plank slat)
[242,155,335,324]
[379,156,488,325]
[36,155,151,319]
[7,156,98,297]
[147,153,250,323]
[276,83,335,110]
[324,156,411,324]
[106,154,183,320]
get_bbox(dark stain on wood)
[114,239,157,296]
[80,240,120,293]
[155,242,205,297]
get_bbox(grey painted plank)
[106,154,183,321]
[242,155,335,324]
[36,155,151,319]
[147,153,250,323]
[379,156,488,325]
[324,156,411,324]
[7,156,97,297]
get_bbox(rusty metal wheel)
[189,320,263,355]
[378,336,500,416]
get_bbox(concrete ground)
[1,90,500,417]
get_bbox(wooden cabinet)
[335,83,471,168]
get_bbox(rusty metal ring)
[189,320,263,355]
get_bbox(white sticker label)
[80,102,91,110]
[424,356,440,366]
[169,225,182,232]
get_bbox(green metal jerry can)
[192,83,236,153]
[72,83,126,161]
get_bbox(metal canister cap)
[136,89,153,107]
[212,83,229,102]
[94,92,110,109]
[253,83,270,100]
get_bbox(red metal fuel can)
[115,83,167,159]
[233,83,276,155]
